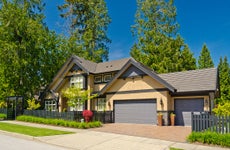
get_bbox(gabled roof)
[99,58,176,95]
[47,55,131,91]
[159,68,218,93]
[48,55,219,96]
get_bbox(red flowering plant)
[82,110,93,122]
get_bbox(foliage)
[0,101,7,108]
[27,98,41,110]
[0,0,68,100]
[0,113,6,119]
[187,131,230,147]
[83,110,93,122]
[216,56,230,105]
[61,86,97,111]
[170,113,175,116]
[83,110,93,117]
[16,115,102,129]
[59,0,111,62]
[130,0,196,73]
[212,102,230,116]
[0,122,73,136]
[198,44,214,69]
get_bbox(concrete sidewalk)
[1,121,229,150]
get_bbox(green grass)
[0,122,73,137]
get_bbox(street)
[0,134,69,150]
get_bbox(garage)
[114,99,157,124]
[174,99,204,126]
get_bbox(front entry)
[114,99,157,124]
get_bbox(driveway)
[90,123,191,143]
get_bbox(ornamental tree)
[61,86,97,110]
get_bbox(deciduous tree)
[0,0,67,100]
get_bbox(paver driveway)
[90,123,191,143]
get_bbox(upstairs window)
[104,74,112,82]
[94,76,102,83]
[70,76,84,89]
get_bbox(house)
[44,55,219,126]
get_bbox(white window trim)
[45,99,57,111]
[69,99,84,111]
[97,98,106,111]
[70,76,84,88]
[104,74,112,82]
[94,75,102,83]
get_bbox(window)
[45,100,57,111]
[94,76,102,83]
[69,99,84,111]
[70,76,84,88]
[97,98,106,111]
[104,74,112,82]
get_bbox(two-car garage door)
[175,99,204,126]
[114,99,157,124]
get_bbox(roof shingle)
[159,68,218,93]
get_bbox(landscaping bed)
[16,115,102,129]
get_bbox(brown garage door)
[175,99,204,126]
[114,99,157,124]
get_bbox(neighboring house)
[44,55,219,126]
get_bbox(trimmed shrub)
[0,113,6,120]
[187,131,230,147]
[16,115,102,129]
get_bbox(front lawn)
[0,122,73,136]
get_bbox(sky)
[44,0,230,66]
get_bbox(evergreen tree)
[198,44,214,69]
[130,0,196,73]
[217,56,230,104]
[180,45,197,71]
[59,0,111,62]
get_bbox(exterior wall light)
[160,98,163,106]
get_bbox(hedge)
[187,131,230,147]
[16,115,102,129]
[0,113,6,120]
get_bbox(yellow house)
[44,55,219,126]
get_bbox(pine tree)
[180,45,197,71]
[198,44,214,69]
[130,0,196,73]
[217,56,230,104]
[59,0,111,62]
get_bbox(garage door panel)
[114,100,156,124]
[175,99,204,126]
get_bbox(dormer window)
[104,74,112,82]
[70,76,84,89]
[94,76,102,83]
